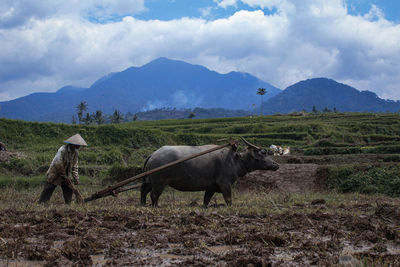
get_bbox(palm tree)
[94,110,105,125]
[84,113,94,125]
[112,109,123,124]
[76,101,88,124]
[257,88,266,115]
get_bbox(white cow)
[270,145,290,156]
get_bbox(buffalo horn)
[240,137,261,150]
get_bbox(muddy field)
[0,187,399,267]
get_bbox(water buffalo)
[140,138,279,207]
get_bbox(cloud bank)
[0,0,399,101]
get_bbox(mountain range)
[0,58,399,122]
[0,57,279,122]
[262,78,400,114]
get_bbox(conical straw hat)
[64,133,88,146]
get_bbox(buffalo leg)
[218,183,232,206]
[203,190,215,207]
[140,183,152,206]
[150,184,165,207]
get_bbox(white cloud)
[0,0,146,28]
[214,0,238,9]
[199,7,213,17]
[143,99,167,111]
[0,0,400,102]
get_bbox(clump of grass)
[102,164,142,184]
[0,175,44,189]
[327,165,400,197]
[0,158,36,176]
[304,147,363,155]
[0,175,96,190]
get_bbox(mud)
[0,195,399,266]
[238,164,322,193]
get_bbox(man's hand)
[73,178,79,185]
[62,175,84,204]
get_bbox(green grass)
[3,113,400,149]
[0,175,95,189]
[0,175,44,189]
[327,165,400,197]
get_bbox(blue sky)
[0,0,399,102]
[135,0,399,22]
[135,0,275,21]
[347,0,399,22]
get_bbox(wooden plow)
[84,140,237,203]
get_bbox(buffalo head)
[240,137,279,171]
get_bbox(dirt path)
[238,164,322,193]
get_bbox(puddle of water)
[206,245,238,254]
[123,247,192,262]
[0,260,44,267]
[387,246,400,255]
[342,244,373,254]
[12,224,30,228]
[52,240,65,249]
[157,253,190,260]
[272,250,295,261]
[91,254,108,266]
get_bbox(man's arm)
[71,153,79,185]
[62,175,84,203]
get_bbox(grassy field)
[1,113,400,265]
[1,112,400,194]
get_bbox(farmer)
[38,134,87,204]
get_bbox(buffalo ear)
[262,148,274,155]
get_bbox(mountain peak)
[144,57,187,67]
[141,57,205,72]
[150,57,174,63]
[294,77,343,87]
[57,85,87,94]
[263,77,399,114]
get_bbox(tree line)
[72,101,137,125]
[311,105,339,114]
